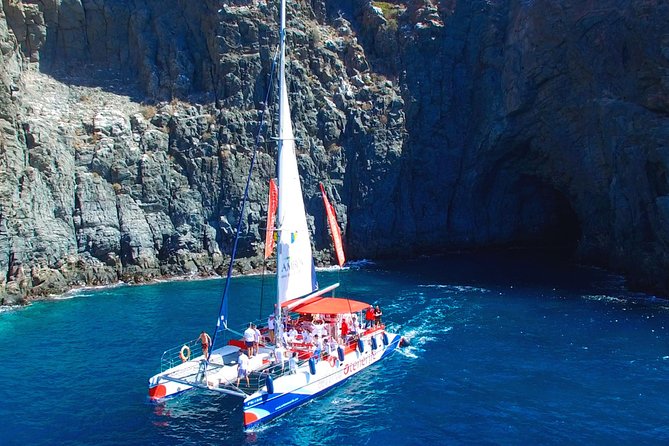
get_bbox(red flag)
[320,183,346,267]
[264,179,278,259]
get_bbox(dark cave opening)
[508,175,582,257]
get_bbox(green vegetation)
[373,1,403,29]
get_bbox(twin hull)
[243,331,401,428]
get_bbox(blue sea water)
[1,252,669,445]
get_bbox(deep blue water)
[2,252,669,445]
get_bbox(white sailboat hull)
[148,345,271,400]
[242,330,402,428]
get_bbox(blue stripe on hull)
[244,372,352,429]
[244,333,401,429]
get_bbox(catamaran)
[148,0,405,429]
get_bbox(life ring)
[179,345,191,362]
[328,356,337,368]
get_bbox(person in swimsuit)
[199,331,212,358]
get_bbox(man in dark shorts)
[243,323,256,356]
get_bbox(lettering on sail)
[279,254,306,278]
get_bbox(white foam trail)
[53,294,77,300]
[316,265,348,272]
[582,294,627,303]
[0,305,24,314]
[343,259,375,269]
[418,284,490,293]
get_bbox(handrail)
[159,337,204,372]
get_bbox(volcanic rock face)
[0,0,668,304]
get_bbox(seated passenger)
[327,337,338,356]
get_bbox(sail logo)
[279,255,305,277]
[280,256,291,275]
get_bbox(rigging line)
[209,46,281,359]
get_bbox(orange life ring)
[328,356,336,368]
[179,345,191,362]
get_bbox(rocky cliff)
[0,0,668,304]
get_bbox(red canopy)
[291,297,370,315]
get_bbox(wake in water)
[343,259,375,269]
[0,304,24,314]
[383,282,488,358]
[582,294,627,304]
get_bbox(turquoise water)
[1,252,669,445]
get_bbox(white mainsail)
[275,6,317,304]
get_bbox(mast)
[275,0,287,342]
[277,0,286,237]
[274,0,319,341]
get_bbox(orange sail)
[320,183,346,266]
[264,179,279,259]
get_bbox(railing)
[158,319,268,373]
[159,336,206,372]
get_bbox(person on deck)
[350,314,361,336]
[340,318,349,342]
[374,305,383,327]
[365,306,375,328]
[289,352,298,374]
[313,334,324,358]
[253,323,261,354]
[199,331,212,359]
[329,337,338,354]
[268,313,276,344]
[282,328,292,346]
[243,323,256,357]
[236,350,250,387]
[274,344,287,372]
[288,325,298,341]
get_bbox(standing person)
[365,306,375,328]
[351,314,360,335]
[236,350,250,387]
[243,323,256,357]
[199,331,212,358]
[274,343,287,372]
[314,334,324,358]
[289,352,298,374]
[253,323,261,354]
[374,305,383,327]
[268,313,276,344]
[340,317,349,342]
